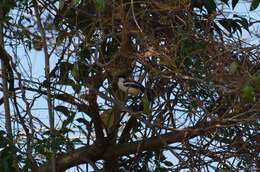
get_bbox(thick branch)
[0,7,20,172]
[103,126,213,159]
[0,19,12,140]
[38,144,103,172]
[38,121,218,172]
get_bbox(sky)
[0,1,259,171]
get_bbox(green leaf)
[78,63,89,81]
[58,62,73,84]
[163,160,173,167]
[232,21,242,35]
[55,105,70,116]
[252,73,260,90]
[0,130,6,148]
[1,0,16,15]
[234,15,250,33]
[72,0,80,6]
[77,47,91,60]
[0,146,16,172]
[213,22,222,35]
[218,19,233,33]
[218,18,244,34]
[71,83,81,93]
[221,0,229,6]
[56,31,71,45]
[232,0,239,9]
[0,130,6,136]
[96,0,105,12]
[100,109,115,128]
[155,167,168,172]
[132,119,141,133]
[229,61,238,74]
[71,64,80,81]
[241,83,255,101]
[204,0,217,14]
[250,0,260,11]
[71,138,82,144]
[76,118,90,126]
[59,0,65,9]
[142,93,151,115]
[62,112,76,128]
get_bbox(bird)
[117,76,145,95]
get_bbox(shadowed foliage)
[0,0,259,171]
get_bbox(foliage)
[0,0,259,171]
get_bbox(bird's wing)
[123,81,145,91]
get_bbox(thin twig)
[32,0,56,171]
[131,0,143,33]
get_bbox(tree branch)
[38,144,103,172]
[38,120,219,172]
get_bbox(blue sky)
[0,1,259,171]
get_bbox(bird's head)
[118,76,126,83]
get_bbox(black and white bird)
[117,77,145,95]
